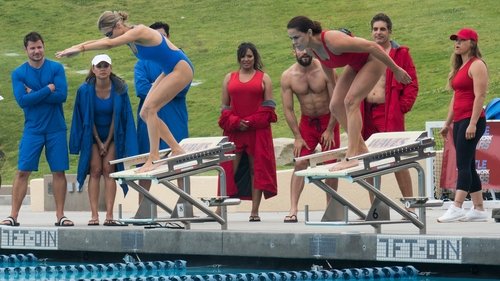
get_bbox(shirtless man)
[281,45,340,223]
[363,13,419,215]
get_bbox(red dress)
[218,70,278,200]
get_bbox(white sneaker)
[437,205,465,223]
[459,207,488,222]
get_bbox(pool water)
[0,254,497,281]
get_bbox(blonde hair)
[97,11,129,31]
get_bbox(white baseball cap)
[91,54,112,66]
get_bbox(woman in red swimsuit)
[287,16,412,170]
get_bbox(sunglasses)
[95,62,110,69]
[105,30,113,38]
[104,23,117,38]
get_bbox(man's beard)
[297,55,312,67]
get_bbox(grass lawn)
[0,0,498,183]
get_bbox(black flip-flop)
[1,216,20,227]
[55,216,74,227]
[284,215,298,223]
[249,216,261,222]
[103,219,128,227]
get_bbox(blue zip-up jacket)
[134,59,189,153]
[69,76,138,194]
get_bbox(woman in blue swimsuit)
[56,11,193,172]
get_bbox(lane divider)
[0,254,418,281]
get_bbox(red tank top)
[311,31,370,72]
[227,70,264,117]
[452,57,485,122]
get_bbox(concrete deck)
[1,203,499,272]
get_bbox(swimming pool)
[0,253,497,281]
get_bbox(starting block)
[492,208,500,222]
[400,197,443,209]
[109,137,239,230]
[296,131,442,234]
[200,196,241,207]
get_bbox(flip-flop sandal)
[284,215,298,223]
[103,219,128,226]
[55,216,74,227]
[249,216,261,222]
[88,219,100,226]
[1,216,20,227]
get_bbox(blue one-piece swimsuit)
[134,36,193,74]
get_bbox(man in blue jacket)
[2,32,73,227]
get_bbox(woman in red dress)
[218,42,278,222]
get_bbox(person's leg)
[52,171,68,222]
[286,116,321,221]
[328,68,358,171]
[138,180,152,203]
[467,118,486,212]
[469,161,485,211]
[451,119,471,209]
[139,62,193,172]
[9,171,31,221]
[287,160,308,218]
[88,144,102,223]
[248,155,262,218]
[329,68,355,139]
[331,59,385,170]
[453,119,477,208]
[470,190,484,211]
[103,142,117,221]
[137,107,153,199]
[438,119,472,222]
[324,178,338,205]
[395,169,414,211]
[45,130,71,224]
[3,132,43,223]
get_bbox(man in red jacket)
[363,13,419,215]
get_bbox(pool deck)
[0,204,499,270]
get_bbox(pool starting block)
[110,137,240,230]
[295,131,441,234]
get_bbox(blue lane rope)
[0,259,187,280]
[0,255,418,281]
[77,265,418,281]
[0,253,38,266]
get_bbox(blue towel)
[485,98,500,120]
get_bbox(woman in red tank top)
[287,16,412,170]
[438,28,489,223]
[219,42,278,222]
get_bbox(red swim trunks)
[299,113,340,157]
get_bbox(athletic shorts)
[364,103,386,137]
[18,130,69,172]
[299,113,340,157]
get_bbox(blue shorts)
[18,130,69,172]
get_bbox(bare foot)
[329,158,359,171]
[170,148,186,157]
[136,158,161,173]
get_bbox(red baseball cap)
[450,28,478,42]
